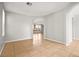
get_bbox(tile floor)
[1,39,79,57]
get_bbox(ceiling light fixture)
[26,2,32,6]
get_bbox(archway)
[32,17,45,46]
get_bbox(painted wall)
[0,3,3,36]
[0,3,5,53]
[69,4,79,40]
[5,12,46,42]
[5,12,35,41]
[33,17,47,38]
[72,15,79,40]
[65,3,79,45]
[45,10,66,44]
[66,13,73,45]
[5,3,77,46]
[44,3,77,45]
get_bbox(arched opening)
[32,17,45,46]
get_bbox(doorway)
[32,24,44,46]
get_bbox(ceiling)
[4,2,71,16]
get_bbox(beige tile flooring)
[1,39,79,57]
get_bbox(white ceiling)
[4,2,71,16]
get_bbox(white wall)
[44,3,77,45]
[65,3,79,45]
[5,12,47,42]
[33,17,45,24]
[72,15,79,40]
[69,4,79,40]
[33,17,47,38]
[66,13,73,45]
[45,9,66,44]
[0,3,3,36]
[5,3,77,45]
[5,12,35,41]
[0,3,5,54]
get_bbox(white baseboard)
[5,36,47,43]
[46,38,66,45]
[5,38,32,43]
[0,43,5,56]
[5,37,66,45]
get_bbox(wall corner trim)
[5,38,32,43]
